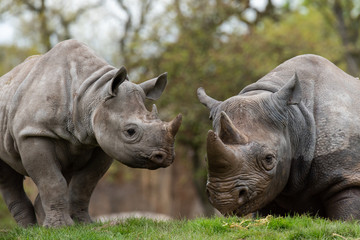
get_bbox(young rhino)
[0,40,182,227]
[198,54,360,220]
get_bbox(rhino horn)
[197,87,221,110]
[274,72,302,105]
[151,104,159,119]
[207,130,235,173]
[168,114,182,138]
[219,111,248,145]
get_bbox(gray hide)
[198,54,360,220]
[0,40,182,227]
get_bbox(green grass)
[1,215,360,240]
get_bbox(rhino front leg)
[34,194,45,225]
[69,148,113,223]
[325,187,360,220]
[0,160,36,227]
[21,138,73,227]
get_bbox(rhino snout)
[207,185,250,215]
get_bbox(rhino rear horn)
[197,87,221,110]
[274,72,302,105]
[219,111,248,145]
[140,73,168,100]
[109,66,128,96]
[168,114,182,138]
[151,104,159,119]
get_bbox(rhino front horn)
[206,130,235,173]
[168,114,182,138]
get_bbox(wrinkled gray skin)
[0,40,182,227]
[198,54,360,220]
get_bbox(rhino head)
[92,67,182,170]
[197,74,301,215]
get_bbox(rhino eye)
[262,154,276,171]
[126,129,136,136]
[122,124,142,143]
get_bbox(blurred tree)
[0,45,39,75]
[0,0,102,51]
[303,0,360,76]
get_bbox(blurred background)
[0,0,359,227]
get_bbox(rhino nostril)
[155,154,164,161]
[150,152,167,163]
[237,188,248,205]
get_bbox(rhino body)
[0,40,182,227]
[198,54,360,220]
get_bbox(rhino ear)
[197,87,221,110]
[140,73,167,100]
[274,72,302,105]
[109,66,128,96]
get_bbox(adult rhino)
[197,54,360,220]
[0,40,182,227]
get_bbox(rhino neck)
[70,66,117,145]
[241,80,316,195]
[284,101,316,194]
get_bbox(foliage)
[0,45,39,76]
[303,0,360,76]
[1,216,360,239]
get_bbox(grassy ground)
[1,215,360,240]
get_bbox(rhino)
[0,39,182,227]
[197,54,360,220]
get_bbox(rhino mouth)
[138,149,174,170]
[212,188,262,217]
[229,191,264,217]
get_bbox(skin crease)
[198,54,360,221]
[0,40,182,227]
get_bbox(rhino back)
[256,54,360,157]
[0,40,115,173]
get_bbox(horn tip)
[207,130,217,140]
[160,72,168,78]
[197,87,205,96]
[176,113,182,122]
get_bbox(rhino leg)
[21,138,74,227]
[69,148,113,223]
[34,194,45,225]
[34,171,73,225]
[325,187,360,220]
[0,160,36,227]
